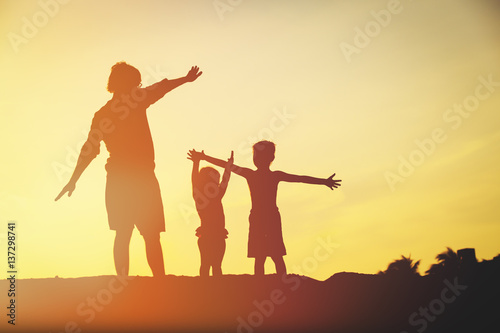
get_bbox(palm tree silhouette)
[378,255,421,277]
[425,247,459,278]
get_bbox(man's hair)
[107,62,141,93]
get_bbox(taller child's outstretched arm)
[277,171,342,190]
[189,149,251,178]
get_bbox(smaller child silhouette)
[188,150,234,277]
[189,141,341,277]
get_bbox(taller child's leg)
[271,256,287,276]
[114,228,133,276]
[143,232,165,277]
[254,256,266,276]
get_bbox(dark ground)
[1,262,498,333]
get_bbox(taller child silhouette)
[55,62,202,277]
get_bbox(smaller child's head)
[252,140,275,168]
[198,167,221,187]
[107,62,142,93]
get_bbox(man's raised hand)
[186,66,202,82]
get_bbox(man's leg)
[114,227,133,276]
[143,231,165,277]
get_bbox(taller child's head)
[252,141,275,169]
[107,62,142,94]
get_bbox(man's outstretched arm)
[277,171,342,190]
[145,66,202,104]
[55,141,98,201]
[55,116,102,202]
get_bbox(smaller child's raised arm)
[187,150,201,197]
[218,151,234,199]
[277,171,342,190]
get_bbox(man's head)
[107,62,141,93]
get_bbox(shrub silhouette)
[425,247,459,278]
[378,254,421,277]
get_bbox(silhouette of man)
[56,62,202,277]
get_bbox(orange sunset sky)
[1,0,499,280]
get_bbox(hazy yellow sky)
[1,0,499,280]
